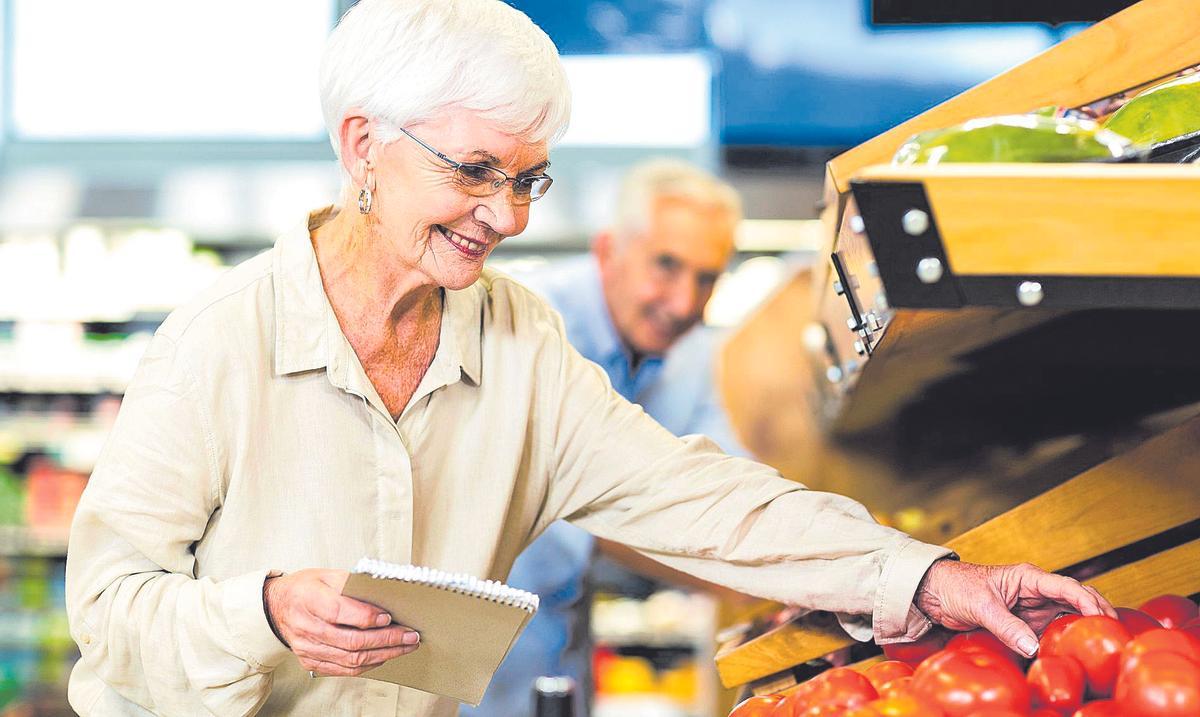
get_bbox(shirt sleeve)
[66,333,289,716]
[538,320,952,644]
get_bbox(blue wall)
[512,0,1075,147]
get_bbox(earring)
[357,169,374,214]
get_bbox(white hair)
[319,0,571,177]
[613,158,743,240]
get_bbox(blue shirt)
[462,256,745,716]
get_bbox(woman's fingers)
[296,639,420,672]
[307,589,393,630]
[303,618,419,653]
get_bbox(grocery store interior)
[5,1,1200,716]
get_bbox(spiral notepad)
[341,557,540,705]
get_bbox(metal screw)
[874,292,889,311]
[853,339,867,356]
[825,365,844,384]
[833,280,845,296]
[846,316,861,331]
[1017,281,1044,306]
[843,359,860,375]
[866,261,879,278]
[902,209,929,236]
[848,215,866,234]
[916,257,943,284]
[866,312,884,331]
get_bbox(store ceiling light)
[557,54,713,148]
[10,0,331,140]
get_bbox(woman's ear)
[338,109,373,185]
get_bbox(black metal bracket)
[850,180,965,309]
[851,179,1200,310]
[830,251,874,356]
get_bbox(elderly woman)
[65,1,1111,715]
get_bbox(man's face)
[596,197,737,357]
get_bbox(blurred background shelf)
[0,529,69,560]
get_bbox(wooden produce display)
[715,0,1200,696]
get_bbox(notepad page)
[341,558,540,705]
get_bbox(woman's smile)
[435,224,491,258]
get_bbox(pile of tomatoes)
[729,593,1200,717]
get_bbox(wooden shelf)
[714,414,1200,688]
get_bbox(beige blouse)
[65,208,951,716]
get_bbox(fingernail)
[376,614,391,627]
[402,631,420,645]
[1018,636,1038,657]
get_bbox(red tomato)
[780,672,835,712]
[1181,618,1200,643]
[1139,595,1200,630]
[1120,628,1200,673]
[772,693,811,717]
[1030,710,1060,717]
[864,662,915,694]
[1113,650,1200,717]
[798,704,847,716]
[1027,655,1086,713]
[945,630,1024,667]
[883,630,951,667]
[877,677,913,699]
[962,711,1025,716]
[1115,607,1163,636]
[1070,702,1120,717]
[843,708,883,717]
[1054,616,1132,697]
[1040,613,1084,656]
[866,692,946,716]
[730,694,784,716]
[912,648,1031,717]
[804,668,879,710]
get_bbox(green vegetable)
[894,114,1135,165]
[1104,73,1200,145]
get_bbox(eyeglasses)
[397,127,553,204]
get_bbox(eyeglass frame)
[396,126,554,203]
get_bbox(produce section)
[729,598,1200,715]
[715,0,1200,712]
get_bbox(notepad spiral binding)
[353,557,540,613]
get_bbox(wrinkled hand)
[264,568,420,677]
[914,559,1115,658]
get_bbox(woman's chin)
[435,264,486,291]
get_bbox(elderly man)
[467,158,750,716]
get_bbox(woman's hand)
[263,569,420,677]
[914,559,1116,658]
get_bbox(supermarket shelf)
[0,311,170,325]
[0,526,69,558]
[596,634,701,651]
[0,376,128,395]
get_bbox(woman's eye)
[457,165,496,184]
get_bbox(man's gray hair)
[319,0,571,180]
[613,158,743,241]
